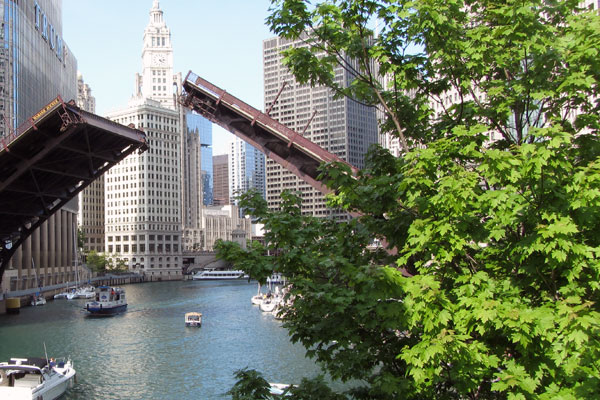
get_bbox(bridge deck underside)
[0,99,148,278]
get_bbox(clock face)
[153,54,167,66]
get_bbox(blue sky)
[63,0,274,154]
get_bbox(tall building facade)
[76,73,105,253]
[262,34,379,218]
[212,154,229,206]
[0,0,77,135]
[201,205,252,252]
[183,110,213,210]
[228,137,265,207]
[105,1,182,280]
[181,110,213,251]
[1,0,80,292]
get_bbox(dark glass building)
[0,0,77,135]
[185,110,213,206]
[0,0,80,293]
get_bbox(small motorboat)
[30,293,46,306]
[74,286,95,299]
[0,356,76,399]
[269,382,292,396]
[53,292,68,300]
[53,287,74,299]
[84,286,127,316]
[185,312,202,327]
[251,294,264,306]
[260,287,283,313]
[251,283,264,305]
[259,296,281,313]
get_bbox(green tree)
[218,0,600,398]
[86,250,107,274]
[77,228,86,251]
[106,254,128,273]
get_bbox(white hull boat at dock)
[0,357,76,400]
[30,294,46,306]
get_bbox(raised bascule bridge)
[180,71,358,195]
[179,71,361,270]
[0,97,148,285]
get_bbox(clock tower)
[138,0,175,108]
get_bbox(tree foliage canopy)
[221,0,600,398]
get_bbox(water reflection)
[0,280,324,399]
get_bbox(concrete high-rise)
[262,34,379,218]
[212,154,229,206]
[105,0,182,280]
[1,0,80,292]
[181,109,213,251]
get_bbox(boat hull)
[192,270,247,280]
[85,286,127,316]
[30,298,46,306]
[85,302,127,316]
[36,373,75,400]
[260,300,279,313]
[0,357,76,400]
[251,295,263,306]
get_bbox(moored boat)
[251,282,264,305]
[84,286,127,316]
[30,293,46,306]
[185,312,202,327]
[0,356,76,399]
[269,382,292,396]
[53,291,69,300]
[259,293,282,313]
[266,273,285,285]
[192,269,247,280]
[74,285,95,299]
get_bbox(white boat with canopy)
[192,269,248,280]
[0,356,76,400]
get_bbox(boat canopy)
[1,357,47,369]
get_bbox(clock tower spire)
[138,0,175,108]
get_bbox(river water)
[0,280,325,399]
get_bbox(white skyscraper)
[105,1,182,280]
[228,137,266,207]
[263,34,379,218]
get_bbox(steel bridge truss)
[0,97,148,283]
[180,71,358,196]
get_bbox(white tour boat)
[84,286,127,316]
[192,269,248,280]
[0,357,76,400]
[185,312,202,327]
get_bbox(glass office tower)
[184,110,213,207]
[0,0,80,293]
[0,0,77,135]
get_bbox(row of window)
[107,243,179,254]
